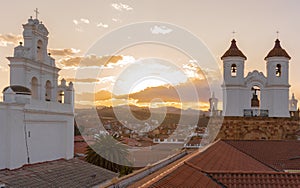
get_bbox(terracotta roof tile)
[265,39,291,60]
[150,163,221,188]
[225,140,300,171]
[210,172,300,188]
[221,39,247,60]
[188,140,274,172]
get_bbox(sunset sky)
[0,0,300,110]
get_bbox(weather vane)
[34,8,39,19]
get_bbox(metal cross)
[232,30,236,38]
[34,8,39,19]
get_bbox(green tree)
[85,135,133,176]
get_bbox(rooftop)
[221,39,247,60]
[265,39,291,60]
[135,140,300,188]
[0,158,117,188]
[225,140,300,171]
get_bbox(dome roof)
[2,85,31,95]
[221,39,247,60]
[265,39,291,60]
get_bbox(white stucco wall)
[0,100,74,170]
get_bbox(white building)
[220,38,297,117]
[208,92,221,116]
[0,16,74,170]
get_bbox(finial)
[232,30,236,39]
[30,16,32,19]
[19,42,23,46]
[34,8,39,19]
[276,31,279,39]
[48,53,51,56]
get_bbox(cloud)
[64,78,99,83]
[97,22,109,28]
[49,48,80,56]
[122,78,210,103]
[73,20,79,25]
[76,90,113,101]
[150,25,173,35]
[74,78,211,110]
[58,55,123,67]
[80,18,90,24]
[0,33,22,47]
[182,62,205,80]
[112,18,120,22]
[72,19,90,32]
[111,3,133,11]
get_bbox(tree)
[85,135,133,176]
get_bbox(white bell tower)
[265,39,291,117]
[222,39,247,116]
[7,14,59,102]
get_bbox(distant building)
[0,16,74,170]
[208,92,221,116]
[221,39,298,117]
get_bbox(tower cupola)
[221,39,247,60]
[265,39,290,60]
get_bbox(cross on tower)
[34,8,39,19]
[232,30,236,39]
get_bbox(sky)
[0,0,300,110]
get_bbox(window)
[231,64,237,77]
[276,64,281,77]
[58,90,64,103]
[45,80,51,101]
[37,40,43,61]
[31,77,38,99]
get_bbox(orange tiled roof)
[225,140,300,171]
[210,172,300,188]
[265,39,291,60]
[221,39,247,60]
[150,162,221,188]
[188,140,274,172]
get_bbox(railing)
[244,109,269,117]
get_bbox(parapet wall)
[216,117,300,140]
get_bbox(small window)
[58,91,65,103]
[45,80,51,101]
[37,40,43,61]
[276,64,281,77]
[231,64,237,77]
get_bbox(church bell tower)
[221,39,247,116]
[265,39,291,117]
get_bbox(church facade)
[221,38,298,117]
[0,17,74,170]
